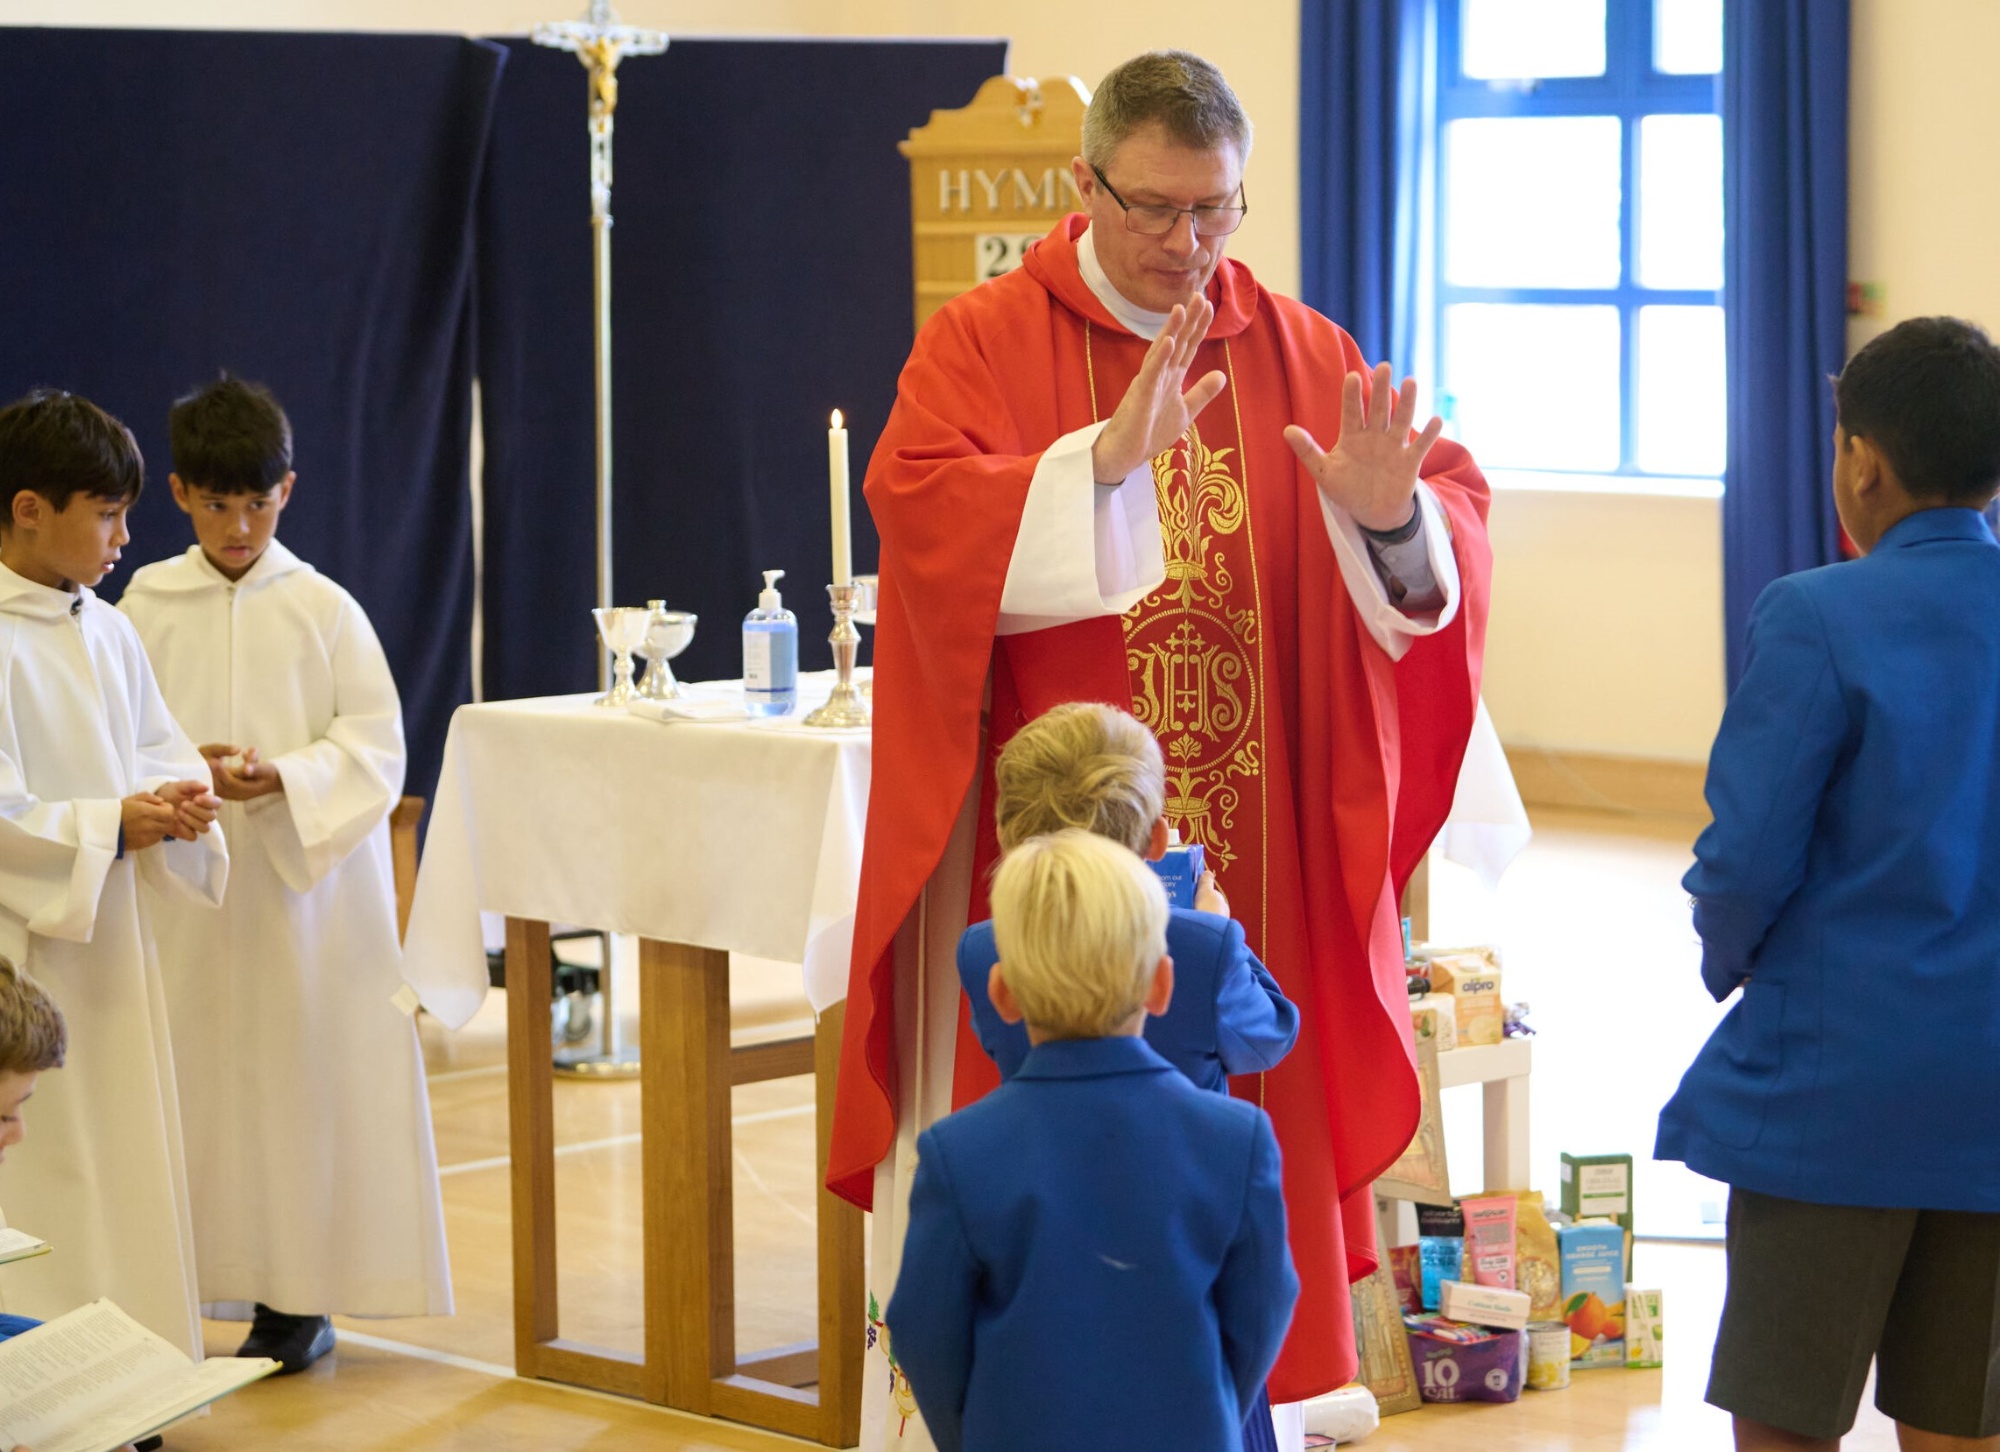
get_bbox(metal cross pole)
[534,1,667,692]
[536,2,665,1080]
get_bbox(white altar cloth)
[401,673,871,1029]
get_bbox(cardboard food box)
[1428,951,1503,1046]
[1147,840,1206,910]
[1559,1222,1627,1368]
[1410,993,1458,1053]
[1625,1286,1663,1368]
[1560,1152,1634,1272]
[1439,1279,1531,1331]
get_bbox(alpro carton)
[1558,1221,1626,1368]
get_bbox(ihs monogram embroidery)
[1123,416,1265,878]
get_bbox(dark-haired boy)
[0,389,224,1360]
[119,375,450,1374]
[1658,315,2000,1451]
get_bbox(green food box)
[1560,1152,1633,1271]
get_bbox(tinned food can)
[1526,1321,1573,1390]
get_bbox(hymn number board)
[900,74,1091,328]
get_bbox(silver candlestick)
[804,581,871,728]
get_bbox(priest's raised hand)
[1089,296,1228,484]
[1283,360,1447,533]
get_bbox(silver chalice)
[592,605,652,707]
[636,600,698,701]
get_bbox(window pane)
[1636,305,1726,475]
[1462,0,1606,79]
[1638,114,1723,289]
[1654,0,1723,74]
[1446,118,1623,288]
[1445,304,1622,471]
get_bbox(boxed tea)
[1559,1152,1634,1252]
[1625,1286,1663,1368]
[1559,1222,1627,1368]
[1439,1278,1530,1331]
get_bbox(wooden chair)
[391,796,426,944]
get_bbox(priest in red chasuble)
[834,49,1491,1439]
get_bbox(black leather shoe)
[235,1303,335,1375]
[133,1438,164,1451]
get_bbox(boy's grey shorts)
[1707,1187,2000,1439]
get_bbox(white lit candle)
[829,409,853,588]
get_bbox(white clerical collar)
[1077,225,1174,341]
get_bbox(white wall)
[3,0,1979,765]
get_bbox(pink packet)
[1460,1194,1519,1290]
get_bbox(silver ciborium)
[592,605,652,707]
[635,600,697,701]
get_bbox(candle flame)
[831,409,844,429]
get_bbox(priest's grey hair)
[1082,50,1254,169]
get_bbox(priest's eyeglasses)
[1091,165,1248,237]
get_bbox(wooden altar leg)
[505,916,559,1370]
[639,937,735,1411]
[814,1001,865,1445]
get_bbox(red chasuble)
[832,214,1491,1399]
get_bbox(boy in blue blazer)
[1657,316,2000,1450]
[957,702,1299,1093]
[889,829,1298,1452]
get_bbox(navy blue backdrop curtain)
[476,37,1007,700]
[1298,0,1433,370]
[1722,0,1850,688]
[0,29,504,806]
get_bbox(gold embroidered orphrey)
[1123,412,1265,876]
[1099,360,1265,940]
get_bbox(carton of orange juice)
[1558,1221,1626,1368]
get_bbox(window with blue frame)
[1434,0,1723,488]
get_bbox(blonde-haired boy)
[890,830,1298,1452]
[960,702,1298,1092]
[0,955,66,1346]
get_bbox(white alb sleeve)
[1318,481,1463,660]
[996,421,1166,636]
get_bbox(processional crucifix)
[536,1,665,1078]
[534,0,667,688]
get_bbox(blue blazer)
[957,909,1299,1093]
[1657,509,2000,1211]
[887,1036,1298,1452]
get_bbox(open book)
[0,1226,50,1266]
[0,1301,277,1452]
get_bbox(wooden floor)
[160,809,1905,1449]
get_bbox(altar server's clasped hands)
[120,779,219,849]
[196,743,284,802]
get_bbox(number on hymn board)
[976,234,1045,281]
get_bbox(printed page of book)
[0,1226,50,1265]
[0,1300,277,1452]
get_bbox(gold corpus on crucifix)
[534,2,668,687]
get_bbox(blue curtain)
[1721,0,1850,688]
[0,29,505,808]
[475,39,1006,701]
[1299,0,1435,371]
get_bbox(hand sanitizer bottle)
[743,569,798,717]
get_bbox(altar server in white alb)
[120,375,452,1374]
[0,389,226,1358]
